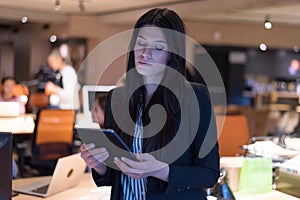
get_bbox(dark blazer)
[92,82,220,200]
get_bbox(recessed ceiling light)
[21,16,28,23]
[259,43,267,51]
[50,35,57,43]
[54,0,61,11]
[264,15,272,30]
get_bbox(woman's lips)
[138,60,151,65]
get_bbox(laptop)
[13,153,87,198]
[77,85,115,128]
[0,102,20,117]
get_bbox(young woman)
[81,8,219,200]
[0,76,25,114]
[91,93,107,128]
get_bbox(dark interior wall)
[195,45,249,105]
[0,42,14,77]
[14,35,30,82]
[203,46,229,88]
[245,48,300,80]
[195,45,300,105]
[5,23,52,83]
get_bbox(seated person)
[90,93,107,128]
[0,76,25,114]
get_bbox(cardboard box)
[276,166,300,198]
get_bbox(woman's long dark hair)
[111,8,187,150]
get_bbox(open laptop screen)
[0,102,20,117]
[0,132,12,200]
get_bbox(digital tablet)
[74,127,136,166]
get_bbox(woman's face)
[2,79,15,98]
[134,26,169,81]
[91,99,105,127]
[47,55,62,71]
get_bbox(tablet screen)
[75,128,136,167]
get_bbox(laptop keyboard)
[31,184,49,194]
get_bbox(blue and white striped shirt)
[121,104,147,200]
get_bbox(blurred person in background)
[91,93,107,128]
[45,49,80,110]
[0,76,25,114]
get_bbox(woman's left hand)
[114,153,169,182]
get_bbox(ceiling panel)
[0,0,300,26]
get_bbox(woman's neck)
[142,73,163,106]
[144,84,159,106]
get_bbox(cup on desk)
[220,157,244,191]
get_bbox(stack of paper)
[244,141,299,159]
[280,155,300,176]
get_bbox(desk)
[13,173,111,200]
[234,190,300,200]
[0,114,35,177]
[13,173,300,200]
[0,114,35,134]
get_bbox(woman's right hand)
[80,143,109,175]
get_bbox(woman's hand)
[80,143,109,175]
[114,153,169,182]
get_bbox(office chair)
[27,93,50,113]
[29,109,75,175]
[13,84,29,96]
[13,84,29,107]
[217,114,250,157]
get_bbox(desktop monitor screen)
[0,132,12,200]
[82,85,116,118]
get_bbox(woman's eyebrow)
[137,35,146,40]
[137,35,167,44]
[154,40,167,44]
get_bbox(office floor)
[13,151,46,179]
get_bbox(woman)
[0,76,25,115]
[81,8,219,200]
[91,93,107,128]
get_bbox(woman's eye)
[137,39,147,46]
[154,44,166,50]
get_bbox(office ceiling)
[0,0,300,26]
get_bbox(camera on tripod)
[35,65,62,92]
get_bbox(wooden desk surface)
[13,173,111,200]
[234,190,300,200]
[13,172,300,200]
[0,114,35,134]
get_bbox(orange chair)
[30,109,75,175]
[13,84,29,96]
[217,114,250,157]
[27,93,50,112]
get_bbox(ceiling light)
[259,43,267,51]
[50,35,57,43]
[54,0,61,11]
[21,16,28,23]
[264,16,272,30]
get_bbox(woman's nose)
[141,47,153,58]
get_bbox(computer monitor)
[0,132,13,200]
[82,85,116,118]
